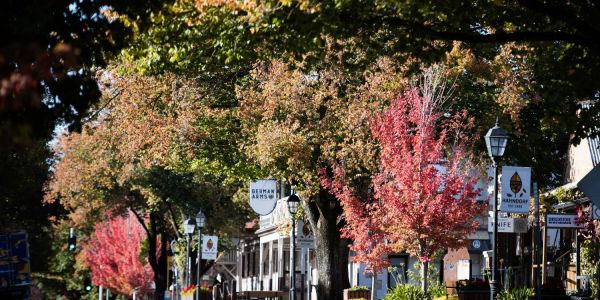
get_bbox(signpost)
[249,180,278,215]
[500,166,531,213]
[201,236,219,260]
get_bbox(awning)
[468,239,491,254]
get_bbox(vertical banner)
[201,235,219,260]
[296,220,315,249]
[500,166,531,213]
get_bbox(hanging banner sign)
[488,217,528,233]
[249,180,278,215]
[295,220,315,249]
[202,235,219,260]
[500,166,531,213]
[546,214,583,228]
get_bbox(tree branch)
[517,0,600,39]
[383,16,596,46]
[165,200,182,240]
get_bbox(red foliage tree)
[322,74,487,292]
[84,210,154,296]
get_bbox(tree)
[321,68,487,293]
[84,210,154,296]
[193,0,599,146]
[237,57,409,299]
[0,0,162,287]
[45,69,250,299]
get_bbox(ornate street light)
[183,218,196,287]
[484,120,509,300]
[195,210,206,300]
[287,194,300,300]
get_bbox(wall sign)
[546,214,582,228]
[500,166,531,213]
[488,217,528,233]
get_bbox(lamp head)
[484,120,509,159]
[286,194,300,216]
[183,218,196,234]
[195,210,206,228]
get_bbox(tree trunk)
[306,188,351,300]
[421,260,429,294]
[146,212,168,300]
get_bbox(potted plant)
[456,279,489,300]
[344,285,370,300]
[181,284,197,300]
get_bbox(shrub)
[383,284,432,300]
[456,278,490,291]
[428,282,446,298]
[348,285,370,291]
[497,287,534,300]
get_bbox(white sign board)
[202,235,219,260]
[457,260,470,280]
[500,166,531,213]
[488,217,528,233]
[249,180,278,215]
[295,220,315,249]
[546,214,582,228]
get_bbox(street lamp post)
[484,120,509,300]
[195,210,205,300]
[183,218,196,287]
[287,194,300,300]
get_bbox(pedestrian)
[212,273,223,300]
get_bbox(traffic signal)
[83,277,93,292]
[68,228,77,252]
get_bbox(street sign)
[546,214,582,228]
[488,217,528,233]
[500,166,531,213]
[295,220,314,249]
[201,235,219,260]
[249,180,278,215]
[578,164,600,208]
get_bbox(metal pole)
[196,228,202,300]
[290,218,296,300]
[576,230,581,293]
[534,183,541,300]
[300,247,305,300]
[186,233,191,287]
[490,160,499,300]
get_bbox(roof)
[581,101,599,167]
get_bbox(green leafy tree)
[45,69,250,299]
[237,57,409,299]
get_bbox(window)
[388,255,408,288]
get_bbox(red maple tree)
[84,210,154,296]
[322,82,486,292]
